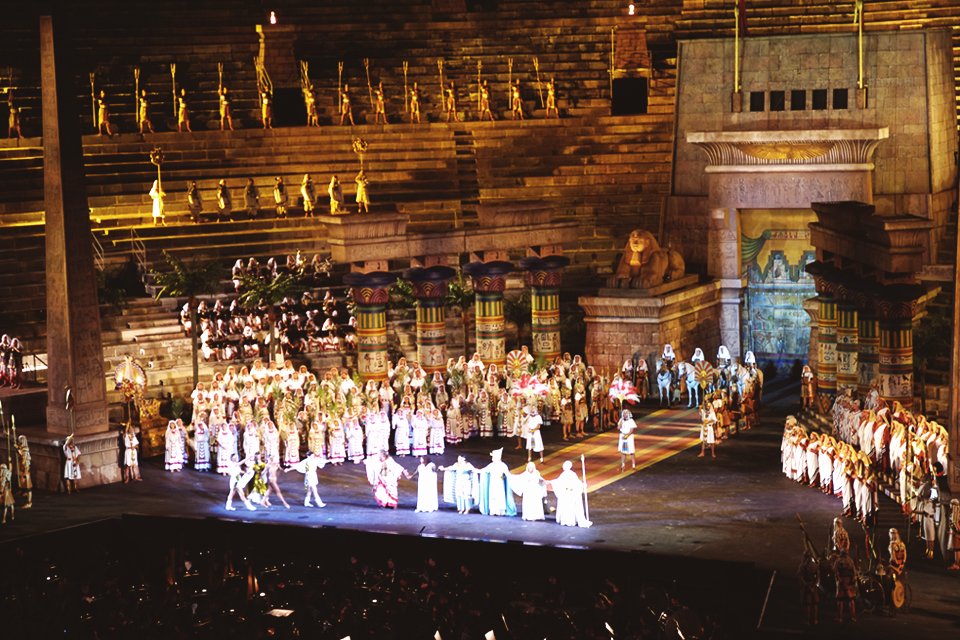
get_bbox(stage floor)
[1,384,958,638]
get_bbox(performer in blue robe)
[478,448,517,517]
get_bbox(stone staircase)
[471,114,674,279]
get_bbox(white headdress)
[744,351,756,365]
[662,344,675,359]
[490,448,503,461]
[717,345,730,360]
[692,348,704,362]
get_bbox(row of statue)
[0,75,562,140]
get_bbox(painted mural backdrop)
[740,209,816,371]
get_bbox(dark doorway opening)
[611,78,648,115]
[272,88,307,127]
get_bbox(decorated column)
[878,300,915,409]
[814,279,837,403]
[463,261,513,366]
[404,265,456,374]
[835,290,859,394]
[343,271,395,382]
[857,305,880,395]
[520,255,569,363]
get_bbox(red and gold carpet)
[514,407,701,493]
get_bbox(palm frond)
[151,251,224,300]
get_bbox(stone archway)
[685,127,888,365]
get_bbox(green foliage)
[389,279,417,310]
[913,313,951,369]
[504,289,532,335]
[97,268,128,311]
[559,304,587,357]
[97,259,146,311]
[236,269,304,310]
[170,396,186,420]
[444,270,474,311]
[151,251,224,300]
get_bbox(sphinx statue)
[607,229,685,289]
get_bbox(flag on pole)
[853,0,863,25]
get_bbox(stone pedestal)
[464,261,513,366]
[0,427,121,492]
[520,256,570,363]
[405,266,456,373]
[343,271,395,382]
[580,280,721,373]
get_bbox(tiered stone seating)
[3,2,262,137]
[280,0,646,122]
[472,114,674,276]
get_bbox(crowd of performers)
[619,344,764,411]
[179,255,355,362]
[157,349,631,526]
[615,344,765,460]
[0,334,24,388]
[781,383,959,571]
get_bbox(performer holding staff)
[698,401,718,458]
[409,81,421,123]
[63,434,81,494]
[15,435,32,507]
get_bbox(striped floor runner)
[515,407,701,493]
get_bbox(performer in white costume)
[441,455,478,514]
[513,462,546,521]
[552,461,591,527]
[617,409,637,472]
[414,457,439,512]
[286,451,328,507]
[224,454,256,511]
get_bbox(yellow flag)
[853,0,863,25]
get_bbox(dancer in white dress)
[164,420,185,472]
[224,455,256,511]
[193,421,211,471]
[428,408,446,455]
[414,457,439,512]
[286,451,327,507]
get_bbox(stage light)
[269,11,277,25]
[628,3,635,15]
